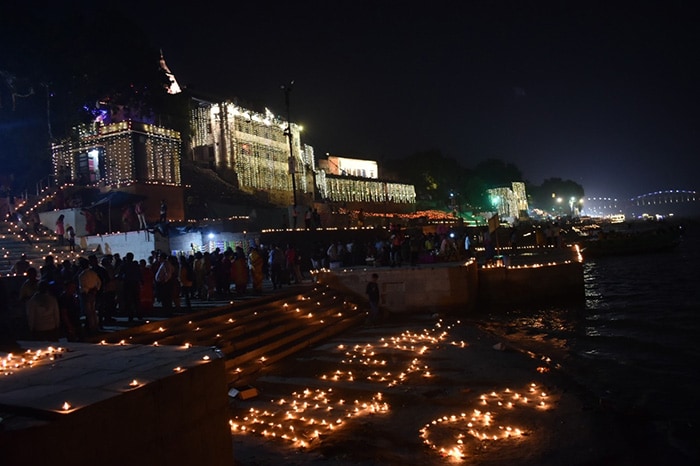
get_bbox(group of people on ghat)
[15,252,156,342]
[15,217,568,343]
[12,243,274,343]
[311,228,472,270]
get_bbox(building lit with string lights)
[485,182,529,222]
[52,121,182,186]
[316,155,415,210]
[51,120,185,222]
[190,98,314,206]
[49,51,416,230]
[190,97,416,213]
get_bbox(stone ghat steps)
[0,220,84,274]
[86,284,367,388]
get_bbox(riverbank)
[3,268,683,465]
[2,294,668,465]
[226,312,646,465]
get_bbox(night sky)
[15,1,700,199]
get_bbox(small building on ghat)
[317,155,416,214]
[51,120,185,222]
[486,182,529,223]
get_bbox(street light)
[281,81,298,213]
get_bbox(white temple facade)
[190,98,312,205]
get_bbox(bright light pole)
[282,81,298,213]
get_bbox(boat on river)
[577,223,682,258]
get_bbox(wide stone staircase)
[0,219,84,275]
[84,283,368,388]
[1,183,86,275]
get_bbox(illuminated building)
[317,155,415,206]
[190,98,311,206]
[486,182,529,222]
[322,155,378,178]
[50,120,184,223]
[190,98,416,209]
[51,121,181,186]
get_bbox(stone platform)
[0,342,233,466]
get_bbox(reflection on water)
[479,221,700,460]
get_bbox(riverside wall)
[315,255,584,315]
[315,261,480,314]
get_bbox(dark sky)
[39,1,700,198]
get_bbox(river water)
[477,219,700,464]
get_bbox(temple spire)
[159,49,182,94]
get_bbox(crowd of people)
[12,227,437,342]
[12,244,283,342]
[308,228,472,270]
[14,219,568,343]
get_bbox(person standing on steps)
[77,257,101,335]
[248,245,264,295]
[135,201,147,230]
[55,214,65,246]
[119,252,143,322]
[66,225,76,251]
[365,273,380,323]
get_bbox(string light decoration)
[193,101,308,199]
[323,175,416,204]
[486,182,529,219]
[51,121,181,186]
[190,99,415,206]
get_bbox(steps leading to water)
[85,284,367,388]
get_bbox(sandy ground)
[225,313,645,466]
